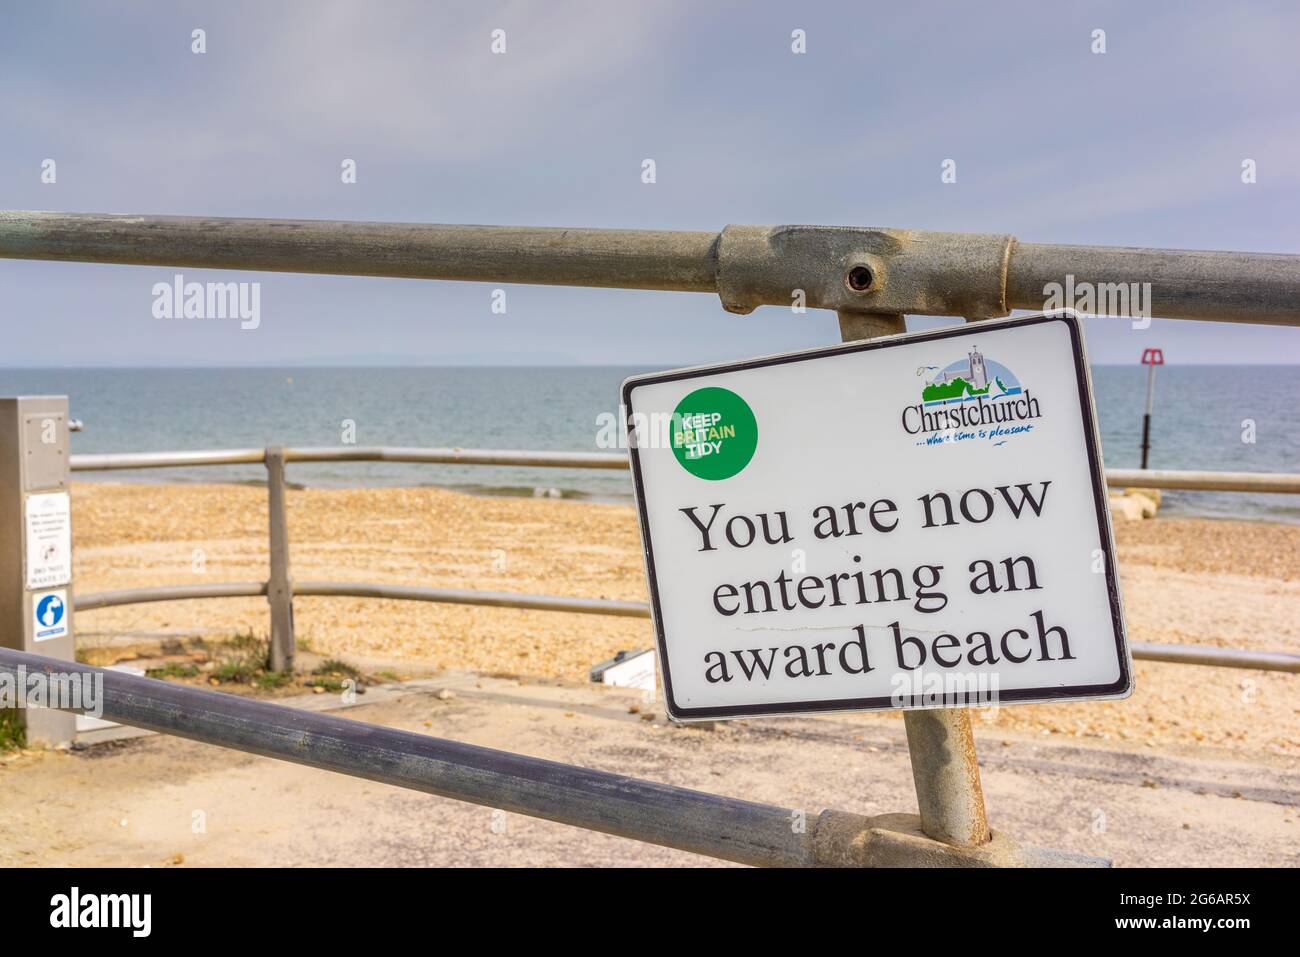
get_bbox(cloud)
[0,0,1296,366]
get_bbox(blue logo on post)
[37,593,64,627]
[35,591,67,640]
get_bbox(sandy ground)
[69,482,1300,756]
[1,675,1296,868]
[1,481,1295,868]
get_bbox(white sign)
[25,491,72,590]
[33,589,68,642]
[592,649,657,693]
[624,312,1131,721]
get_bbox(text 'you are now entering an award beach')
[624,312,1131,721]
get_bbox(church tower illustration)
[967,346,988,389]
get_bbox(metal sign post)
[843,312,989,847]
[0,396,77,747]
[1139,348,1164,469]
[852,311,993,847]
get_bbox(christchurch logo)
[921,346,1021,403]
[903,345,1042,446]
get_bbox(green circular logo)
[671,387,757,480]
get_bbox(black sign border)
[624,311,1131,721]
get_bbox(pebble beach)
[69,481,1300,756]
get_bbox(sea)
[1,366,1296,524]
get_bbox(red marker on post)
[1139,348,1164,469]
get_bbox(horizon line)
[3,361,1300,372]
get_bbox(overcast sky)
[2,0,1297,366]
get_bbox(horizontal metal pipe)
[1129,641,1300,673]
[0,212,719,292]
[69,446,629,472]
[293,581,652,618]
[75,581,267,610]
[4,212,1298,324]
[1105,468,1300,494]
[72,581,650,618]
[1008,242,1300,326]
[283,446,629,469]
[0,647,815,867]
[72,582,1299,673]
[71,448,268,470]
[65,446,1300,494]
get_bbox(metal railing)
[0,645,1101,867]
[66,445,1300,493]
[6,210,1300,865]
[68,444,1300,675]
[4,212,1299,326]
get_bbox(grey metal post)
[901,708,990,846]
[265,446,295,672]
[836,312,992,848]
[0,396,77,747]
